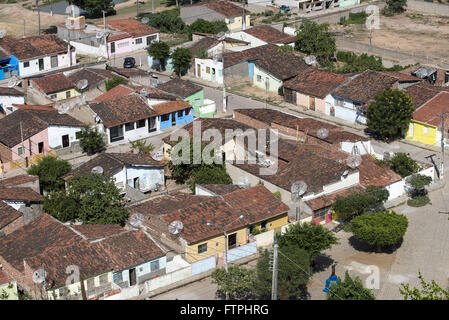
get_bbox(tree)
[129,139,155,155]
[294,20,336,60]
[187,165,232,192]
[350,210,408,252]
[105,76,128,91]
[406,174,432,198]
[384,0,407,15]
[44,174,129,225]
[211,265,256,300]
[366,89,414,141]
[69,0,115,18]
[400,271,449,300]
[255,245,311,299]
[78,125,105,155]
[387,152,419,178]
[140,12,187,34]
[187,19,229,39]
[327,271,376,300]
[171,47,192,77]
[332,186,389,220]
[27,156,72,193]
[277,222,339,262]
[277,45,294,52]
[147,42,171,71]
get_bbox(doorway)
[38,58,44,71]
[38,142,44,154]
[62,135,69,148]
[228,233,237,250]
[309,96,315,111]
[129,268,136,286]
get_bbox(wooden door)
[129,268,136,286]
[309,96,315,111]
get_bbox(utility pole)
[23,20,26,38]
[242,0,246,30]
[36,0,41,35]
[222,39,227,114]
[223,229,229,300]
[437,113,449,179]
[271,244,278,300]
[102,10,108,60]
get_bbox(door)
[38,142,44,154]
[309,96,315,111]
[197,64,201,77]
[110,42,115,54]
[62,135,69,148]
[228,233,237,250]
[330,106,335,117]
[211,68,216,82]
[38,58,44,71]
[171,112,176,126]
[148,117,156,132]
[129,268,136,286]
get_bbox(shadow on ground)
[348,236,404,254]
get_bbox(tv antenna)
[0,30,6,39]
[91,166,104,175]
[316,128,329,140]
[139,87,150,96]
[291,181,308,222]
[76,79,89,91]
[346,154,362,169]
[151,150,163,162]
[237,176,250,189]
[32,268,47,284]
[168,220,183,235]
[141,17,150,24]
[305,55,316,65]
[129,212,144,228]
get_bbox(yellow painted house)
[225,15,251,31]
[31,73,80,102]
[406,120,438,146]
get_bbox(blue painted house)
[153,100,194,130]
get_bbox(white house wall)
[326,95,366,124]
[112,167,127,188]
[19,51,75,78]
[47,126,82,149]
[194,58,223,84]
[227,31,266,47]
[125,166,165,191]
[0,95,24,115]
[69,41,108,58]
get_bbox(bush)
[264,10,274,16]
[139,12,186,34]
[27,156,72,192]
[78,125,105,155]
[327,271,376,300]
[105,76,128,91]
[388,152,419,178]
[273,191,281,200]
[407,195,431,207]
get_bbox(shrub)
[105,76,128,91]
[407,195,431,207]
[264,10,274,16]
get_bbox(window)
[146,35,157,46]
[66,91,71,99]
[261,221,267,231]
[229,18,235,24]
[137,119,146,128]
[228,233,237,249]
[99,274,108,285]
[194,98,201,107]
[314,207,329,221]
[161,114,170,122]
[110,125,124,142]
[177,110,183,118]
[75,131,81,139]
[50,94,57,100]
[206,66,210,74]
[198,243,207,254]
[62,134,69,148]
[257,75,262,82]
[50,55,58,68]
[424,127,429,134]
[135,38,143,44]
[148,117,156,132]
[86,278,95,289]
[110,42,115,54]
[18,147,24,155]
[23,61,30,68]
[113,272,122,283]
[150,260,159,272]
[335,98,344,107]
[125,122,134,131]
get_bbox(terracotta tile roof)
[0,108,85,147]
[283,68,349,99]
[12,104,55,111]
[0,35,68,61]
[333,70,399,104]
[244,25,294,44]
[0,87,24,97]
[151,100,192,115]
[191,0,249,17]
[0,175,39,187]
[157,78,202,99]
[0,214,83,272]
[254,51,310,81]
[0,270,12,285]
[305,185,365,211]
[31,73,75,94]
[89,94,157,127]
[104,19,159,38]
[97,230,165,270]
[0,201,22,229]
[63,152,165,180]
[404,83,441,109]
[71,224,125,240]
[358,154,402,187]
[197,184,242,195]
[91,84,134,103]
[381,71,422,83]
[110,67,151,79]
[221,44,279,68]
[67,68,109,91]
[0,186,43,202]
[412,91,449,127]
[127,85,178,101]
[107,33,131,43]
[188,37,220,57]
[86,68,119,80]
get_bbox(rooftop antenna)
[32,268,47,285]
[291,181,308,222]
[57,104,70,114]
[91,166,104,175]
[139,87,150,97]
[75,79,89,91]
[129,212,144,228]
[0,30,6,39]
[168,220,183,235]
[346,154,362,169]
[7,78,18,88]
[237,176,250,189]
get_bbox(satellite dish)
[346,154,362,169]
[317,128,329,140]
[32,269,47,284]
[7,80,16,88]
[140,87,150,96]
[168,220,183,235]
[305,56,316,65]
[342,170,349,177]
[0,30,6,39]
[57,105,69,114]
[91,166,104,175]
[141,17,150,24]
[291,181,308,200]
[76,79,89,90]
[96,32,104,39]
[151,150,163,162]
[237,176,250,188]
[129,212,144,228]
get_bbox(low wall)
[227,242,257,262]
[145,266,192,293]
[407,0,449,16]
[253,229,274,247]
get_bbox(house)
[380,71,422,89]
[0,87,25,117]
[329,70,399,124]
[252,51,310,93]
[297,0,356,12]
[0,106,84,171]
[410,65,449,86]
[88,93,193,145]
[181,0,250,31]
[0,201,26,236]
[127,185,289,263]
[29,73,80,102]
[0,270,18,300]
[0,35,75,79]
[65,67,118,101]
[227,25,296,48]
[195,184,242,196]
[283,68,349,113]
[63,152,166,193]
[157,78,216,118]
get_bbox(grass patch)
[407,195,431,207]
[340,11,368,26]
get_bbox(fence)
[253,229,275,247]
[191,256,216,275]
[144,265,192,293]
[227,242,257,263]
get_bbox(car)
[123,57,136,68]
[279,5,290,11]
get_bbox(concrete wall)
[47,126,82,149]
[253,229,274,247]
[181,6,225,25]
[125,166,165,192]
[297,92,326,112]
[407,0,449,16]
[253,64,283,93]
[108,38,132,57]
[0,95,24,115]
[194,58,224,84]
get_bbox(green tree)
[366,89,414,141]
[406,174,432,198]
[255,246,311,299]
[27,156,72,192]
[69,0,115,18]
[105,76,128,91]
[44,174,129,225]
[140,12,186,34]
[350,210,408,252]
[332,186,389,220]
[147,42,171,71]
[187,19,229,39]
[129,139,155,155]
[211,265,256,300]
[327,271,376,300]
[384,0,407,15]
[187,165,232,192]
[400,271,449,300]
[171,47,192,76]
[387,152,419,178]
[78,125,105,155]
[277,45,294,52]
[294,20,336,60]
[277,222,339,261]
